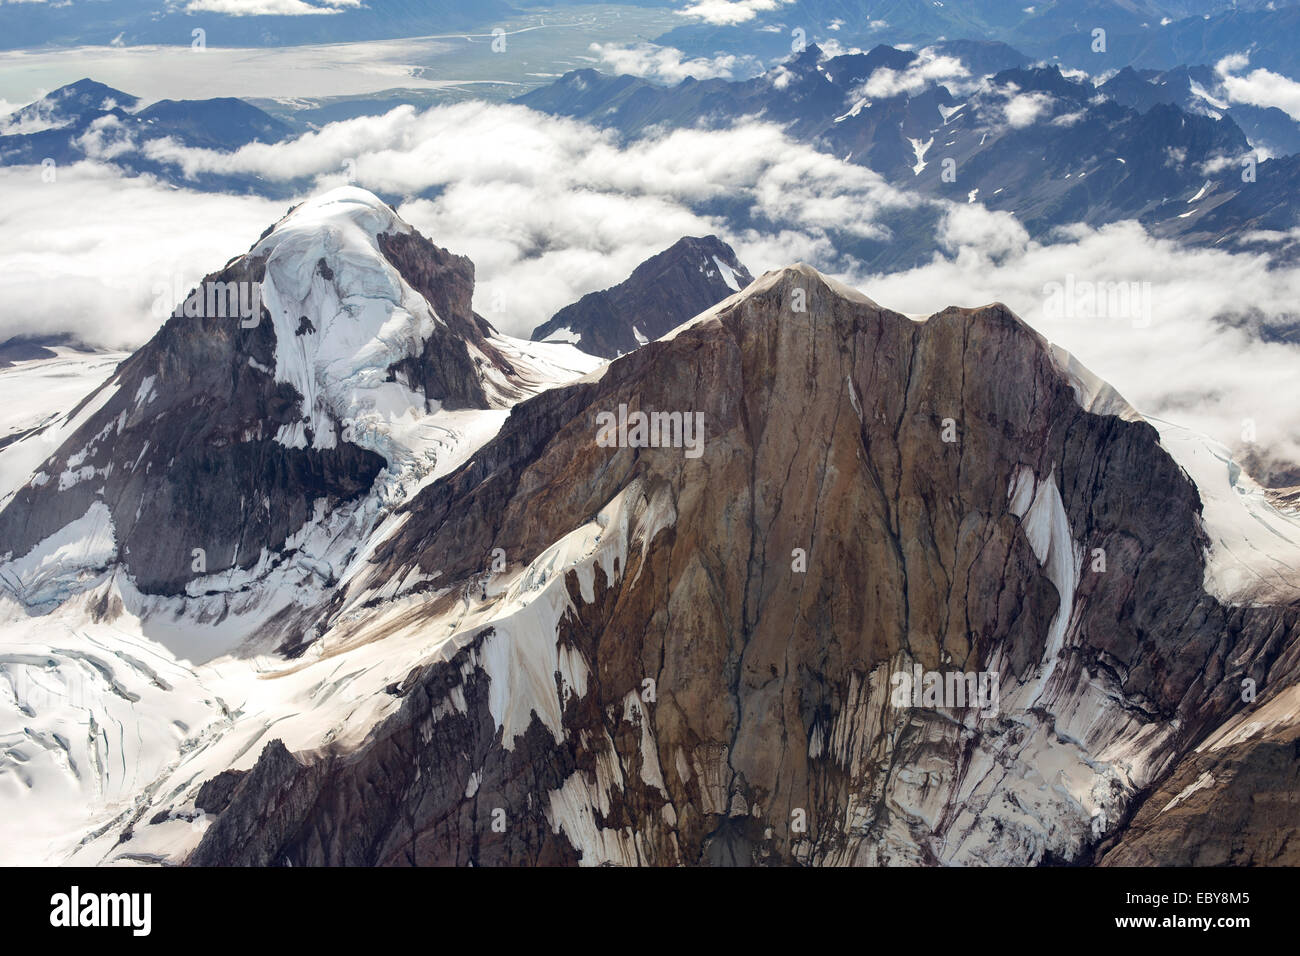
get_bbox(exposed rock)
[530,236,752,358]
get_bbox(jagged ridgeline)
[2,189,1299,867]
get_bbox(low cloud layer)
[120,101,926,330]
[1216,52,1300,122]
[587,42,761,83]
[0,162,284,348]
[2,99,1298,469]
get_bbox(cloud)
[1002,91,1054,127]
[676,0,792,27]
[4,101,1299,473]
[124,102,925,334]
[1215,52,1300,122]
[182,0,360,14]
[854,54,970,99]
[0,162,285,349]
[586,42,761,83]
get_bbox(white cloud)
[1003,91,1054,127]
[1216,52,1252,75]
[1215,52,1300,122]
[122,102,927,336]
[182,0,360,15]
[676,0,792,26]
[855,54,970,100]
[0,162,284,348]
[587,42,761,84]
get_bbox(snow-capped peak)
[249,188,438,453]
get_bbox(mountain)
[0,333,96,368]
[519,44,1297,259]
[0,187,595,616]
[1044,5,1300,76]
[6,191,1300,865]
[0,78,139,132]
[134,97,295,152]
[531,236,754,358]
[0,79,293,192]
[652,0,1294,77]
[4,189,1300,867]
[180,263,1300,867]
[1100,64,1300,157]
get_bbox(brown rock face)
[1097,724,1300,866]
[188,265,1300,866]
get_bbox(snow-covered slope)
[0,347,126,505]
[1152,418,1300,604]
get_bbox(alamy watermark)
[155,279,262,326]
[890,665,1000,717]
[1042,274,1152,328]
[595,403,705,459]
[49,886,150,936]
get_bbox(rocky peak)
[531,234,753,358]
[0,188,559,604]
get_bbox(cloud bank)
[2,100,1298,469]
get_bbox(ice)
[908,136,934,175]
[0,349,126,508]
[1047,344,1142,421]
[250,187,431,455]
[711,255,743,292]
[1152,418,1300,604]
[539,325,581,344]
[0,502,116,610]
[833,98,870,123]
[0,588,228,865]
[1006,466,1084,710]
[938,102,966,123]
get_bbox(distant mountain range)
[659,0,1300,79]
[519,42,1300,261]
[0,78,292,192]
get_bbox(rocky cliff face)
[530,236,753,358]
[182,264,1300,866]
